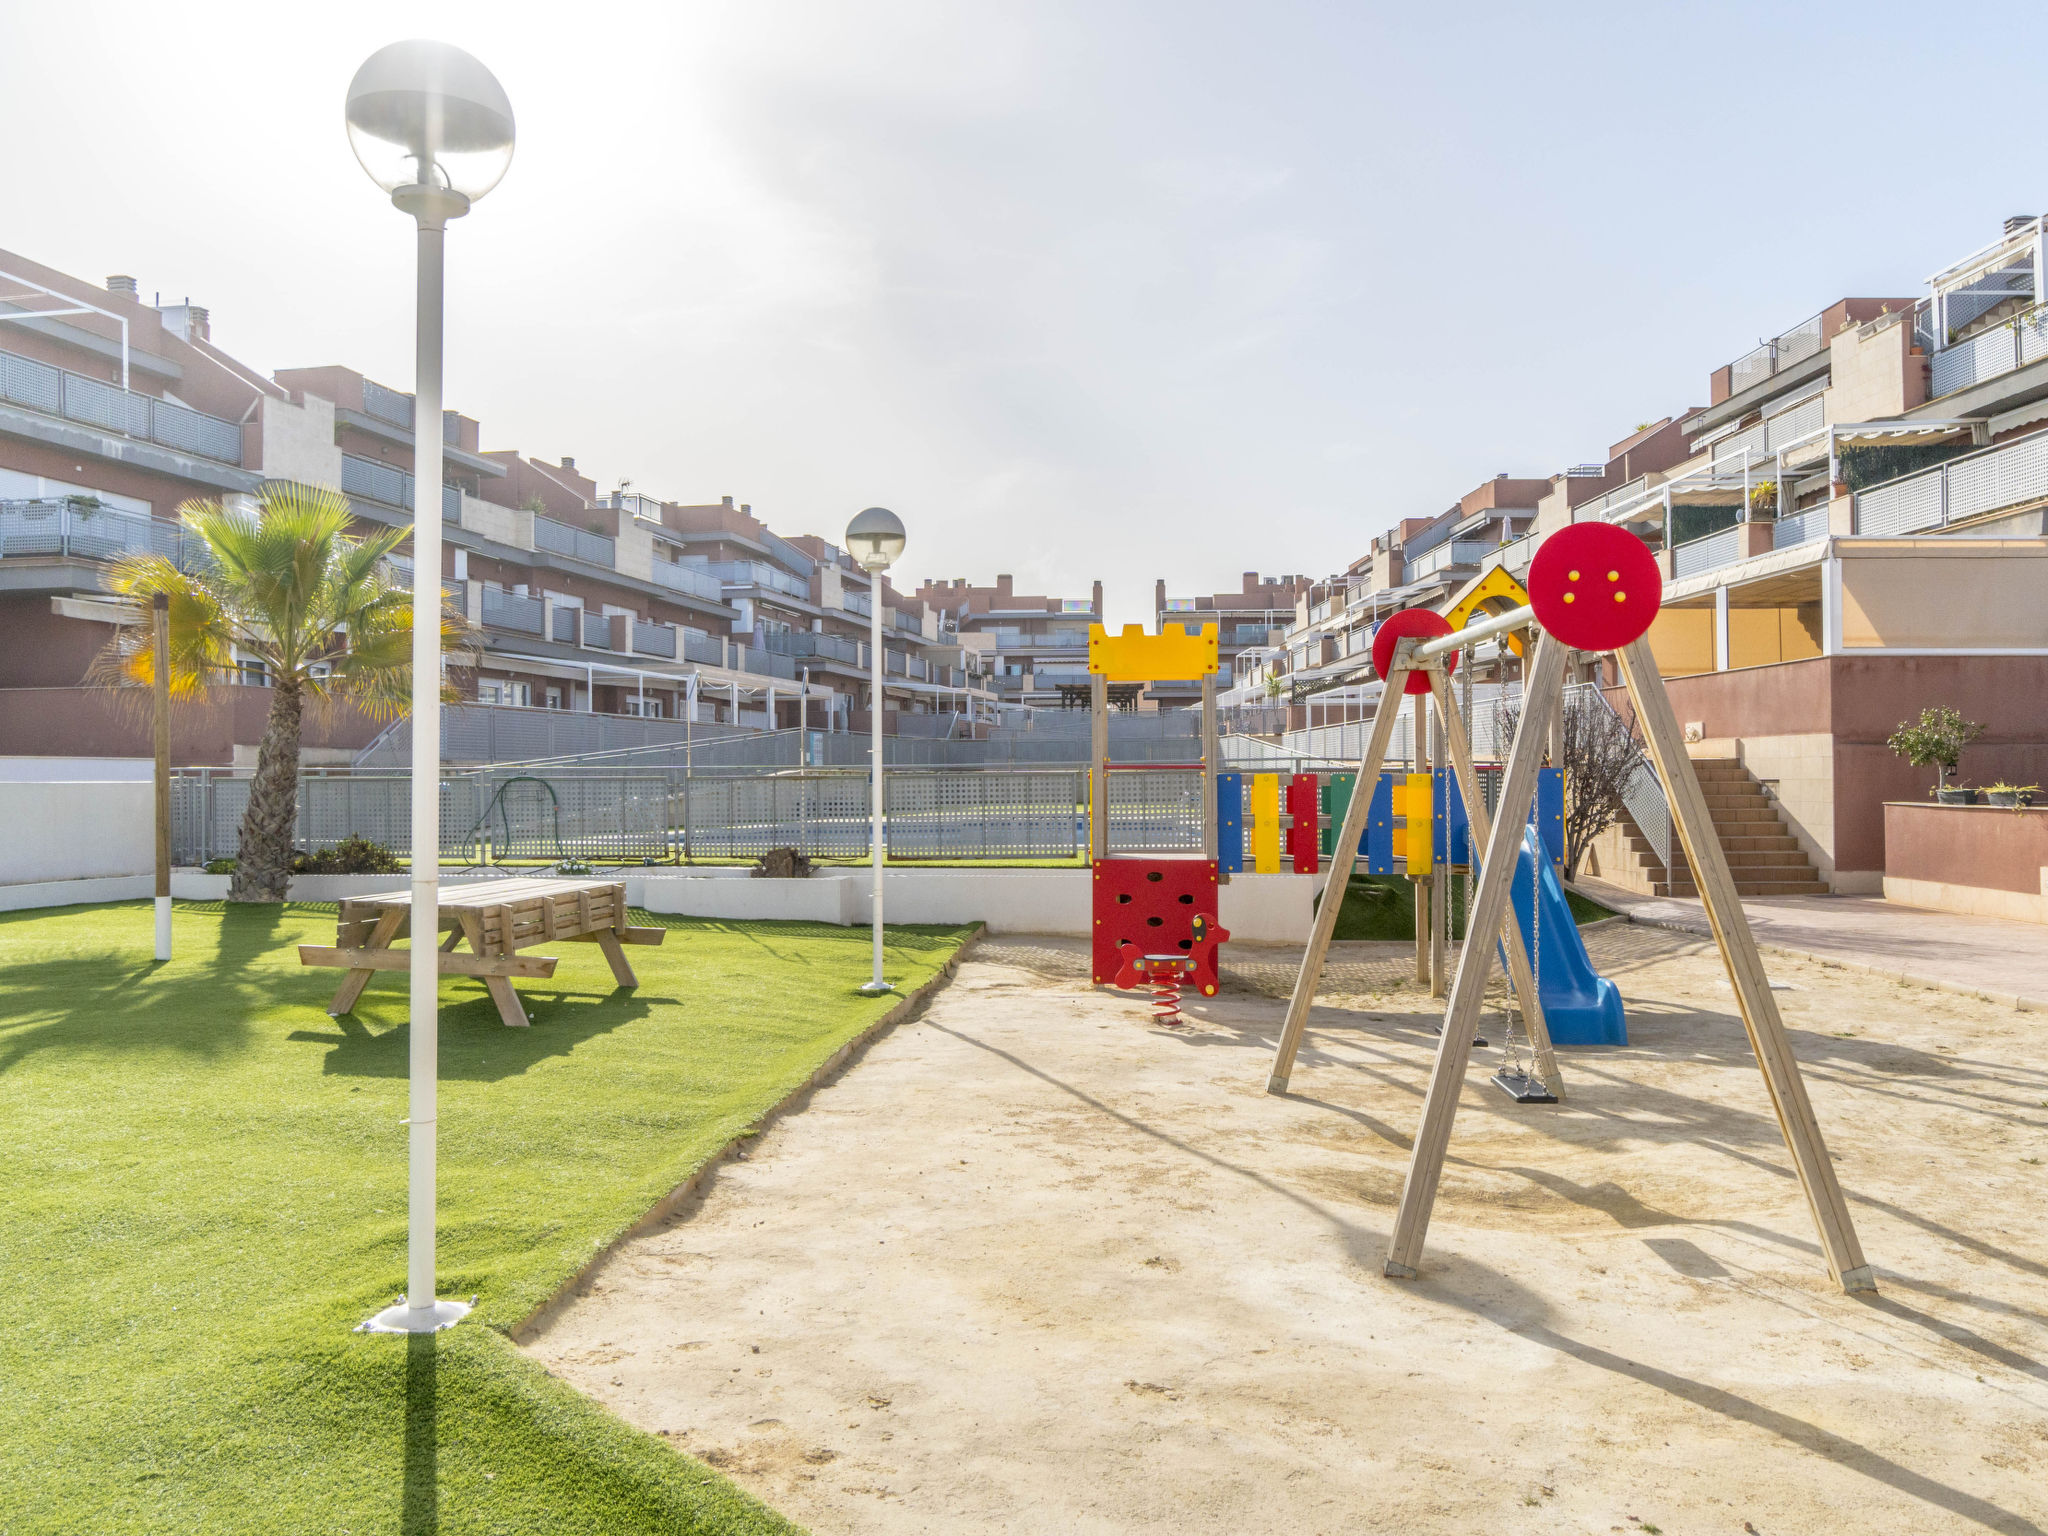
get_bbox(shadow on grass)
[404,1332,436,1535]
[0,947,268,1074]
[290,988,659,1082]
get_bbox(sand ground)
[526,927,2048,1535]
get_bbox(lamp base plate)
[357,1296,472,1334]
[856,981,895,997]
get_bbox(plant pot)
[1936,786,1977,805]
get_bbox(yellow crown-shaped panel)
[1087,622,1220,682]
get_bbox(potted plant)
[1985,782,2039,809]
[1887,707,1986,804]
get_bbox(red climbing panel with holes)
[1092,857,1225,996]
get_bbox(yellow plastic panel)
[1403,772,1433,872]
[1088,623,1221,682]
[1444,566,1534,657]
[1250,772,1281,874]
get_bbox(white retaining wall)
[0,781,153,885]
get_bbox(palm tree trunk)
[230,679,304,902]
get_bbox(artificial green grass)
[0,900,973,1536]
[1325,873,1616,941]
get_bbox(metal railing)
[1854,424,2048,535]
[1929,303,2048,397]
[533,515,617,567]
[362,377,461,443]
[581,611,614,650]
[1403,538,1497,581]
[1671,526,1743,578]
[633,619,677,658]
[647,558,725,602]
[1773,505,1829,550]
[340,454,462,518]
[1727,310,1826,395]
[1,346,243,464]
[480,587,544,634]
[703,559,809,600]
[1,497,211,568]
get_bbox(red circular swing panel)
[1371,608,1456,694]
[1526,523,1662,652]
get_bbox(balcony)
[0,496,210,569]
[362,377,461,445]
[1402,539,1496,582]
[842,592,872,617]
[1929,303,2048,398]
[479,587,544,636]
[1725,309,1827,396]
[761,631,864,667]
[1,347,244,465]
[533,515,617,567]
[1855,425,2048,535]
[703,559,810,601]
[340,454,462,519]
[581,611,613,650]
[1706,393,1827,470]
[633,619,677,658]
[646,558,725,603]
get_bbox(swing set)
[1267,521,1876,1296]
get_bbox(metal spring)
[1150,978,1185,1026]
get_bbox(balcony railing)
[1727,309,1826,396]
[893,609,922,635]
[480,587,544,635]
[842,592,872,617]
[647,559,725,602]
[533,515,617,567]
[1403,539,1496,581]
[1,347,244,465]
[0,497,211,568]
[1854,424,2048,535]
[682,630,726,666]
[340,454,462,519]
[761,631,864,666]
[633,619,677,658]
[361,377,460,444]
[581,611,613,650]
[1709,393,1827,470]
[1929,304,2048,397]
[1670,527,1742,579]
[1772,506,1830,551]
[703,559,809,601]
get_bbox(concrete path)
[1578,878,2048,1010]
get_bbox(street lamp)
[845,506,905,997]
[346,39,515,1336]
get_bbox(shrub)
[202,857,238,875]
[1887,707,1985,790]
[291,836,403,875]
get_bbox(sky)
[2,1,2042,626]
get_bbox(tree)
[1499,685,1648,879]
[93,483,468,902]
[1886,706,1985,791]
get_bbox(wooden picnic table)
[298,877,667,1029]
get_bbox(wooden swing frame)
[1266,610,1876,1295]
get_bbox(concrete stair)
[1616,758,1827,897]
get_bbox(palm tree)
[93,482,468,902]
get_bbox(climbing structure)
[1088,623,1230,1000]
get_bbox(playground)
[529,926,2048,1535]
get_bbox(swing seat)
[1490,1068,1557,1104]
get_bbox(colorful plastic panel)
[1216,772,1244,875]
[1249,772,1281,874]
[1087,623,1220,682]
[1285,774,1319,874]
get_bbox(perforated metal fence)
[1103,768,1207,854]
[888,770,1083,859]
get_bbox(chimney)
[106,275,138,298]
[741,503,751,515]
[189,305,210,341]
[1091,579,1103,614]
[722,495,734,508]
[995,573,1013,598]
[2006,215,2038,236]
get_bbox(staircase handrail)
[1564,681,1671,876]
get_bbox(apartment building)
[1148,571,1307,711]
[913,574,1103,709]
[0,244,983,764]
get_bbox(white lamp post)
[845,507,905,996]
[346,39,515,1335]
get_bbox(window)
[544,686,563,710]
[478,680,532,707]
[622,696,664,718]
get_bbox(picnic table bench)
[298,877,667,1029]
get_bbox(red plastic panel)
[1093,857,1225,996]
[1527,522,1661,651]
[1285,774,1319,874]
[1371,608,1456,693]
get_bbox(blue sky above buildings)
[1,0,2037,623]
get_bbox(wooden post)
[1385,632,1568,1279]
[1268,645,1415,1093]
[1616,636,1875,1293]
[152,592,172,963]
[1090,672,1109,862]
[1427,669,1563,1099]
[1413,690,1430,988]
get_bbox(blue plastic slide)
[1505,826,1627,1046]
